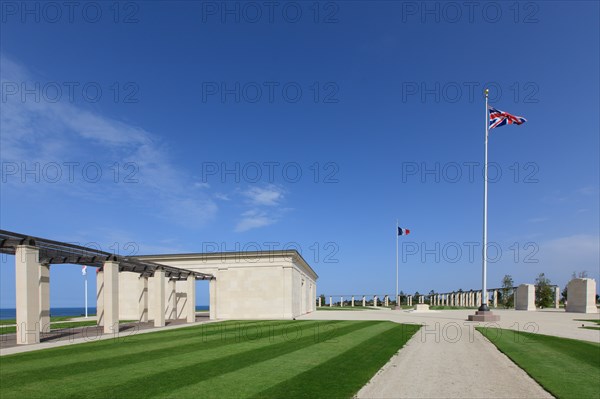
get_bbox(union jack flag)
[489,106,527,130]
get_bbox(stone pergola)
[1,230,212,345]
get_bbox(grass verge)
[477,327,600,399]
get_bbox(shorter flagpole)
[395,219,399,302]
[84,268,88,318]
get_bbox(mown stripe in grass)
[1,320,327,386]
[83,321,376,399]
[1,319,268,369]
[169,322,419,399]
[477,327,600,399]
[0,321,366,399]
[251,323,420,399]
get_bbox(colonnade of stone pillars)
[13,244,205,345]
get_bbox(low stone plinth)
[468,310,500,322]
[413,304,430,311]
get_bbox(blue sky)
[1,1,598,307]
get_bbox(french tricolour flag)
[398,227,410,236]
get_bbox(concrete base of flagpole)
[468,305,500,322]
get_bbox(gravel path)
[355,323,553,398]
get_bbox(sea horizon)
[0,306,210,320]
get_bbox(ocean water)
[0,306,210,320]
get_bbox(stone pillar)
[340,296,343,307]
[351,296,355,307]
[566,278,597,313]
[168,279,177,319]
[385,295,389,307]
[209,277,217,320]
[96,269,104,326]
[153,268,166,327]
[15,245,41,345]
[318,297,322,307]
[493,290,498,308]
[139,276,148,322]
[374,296,378,307]
[186,275,196,323]
[362,296,366,307]
[476,291,481,307]
[39,263,50,333]
[103,261,119,334]
[329,296,333,307]
[515,284,536,311]
[554,286,560,309]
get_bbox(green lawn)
[0,320,420,399]
[477,327,600,399]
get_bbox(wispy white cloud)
[577,186,597,196]
[232,185,289,232]
[234,209,277,232]
[0,54,217,228]
[527,217,548,223]
[214,192,230,201]
[242,185,284,206]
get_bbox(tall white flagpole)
[396,219,399,303]
[481,89,489,310]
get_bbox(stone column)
[329,296,333,307]
[103,261,119,334]
[15,245,41,345]
[39,263,50,333]
[153,268,166,327]
[351,296,355,307]
[340,296,343,307]
[385,295,389,307]
[493,290,498,308]
[318,297,322,307]
[139,275,148,322]
[96,269,104,326]
[362,296,366,307]
[186,275,196,323]
[168,279,177,319]
[374,296,378,307]
[554,286,560,309]
[476,291,481,307]
[209,277,217,320]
